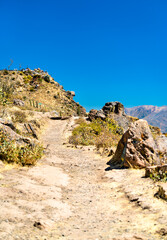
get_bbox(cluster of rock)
[108,119,167,169]
[88,102,125,120]
[88,101,135,131]
[23,68,50,79]
[102,102,125,116]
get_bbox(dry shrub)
[95,129,120,150]
[0,79,14,105]
[74,117,86,125]
[69,118,123,150]
[0,131,43,166]
[13,111,27,123]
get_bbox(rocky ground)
[1,118,167,239]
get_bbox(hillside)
[0,68,86,117]
[0,68,86,166]
[125,105,167,133]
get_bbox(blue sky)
[0,0,167,111]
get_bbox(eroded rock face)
[108,119,167,168]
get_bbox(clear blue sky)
[0,0,167,111]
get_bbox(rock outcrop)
[88,101,137,132]
[88,109,106,121]
[88,101,125,121]
[108,119,167,168]
[0,121,32,145]
[102,101,125,116]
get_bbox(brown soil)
[1,119,167,240]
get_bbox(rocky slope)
[125,105,167,133]
[0,68,86,117]
[0,68,86,166]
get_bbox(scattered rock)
[13,99,25,106]
[33,221,44,230]
[88,109,106,121]
[43,75,50,83]
[156,228,167,236]
[67,91,75,97]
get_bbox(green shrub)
[74,117,86,125]
[30,86,35,92]
[77,105,81,116]
[0,79,14,105]
[69,118,123,149]
[0,131,43,166]
[149,170,167,182]
[3,69,9,75]
[23,75,32,84]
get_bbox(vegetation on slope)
[0,130,43,166]
[0,68,85,116]
[0,67,86,166]
[69,118,123,152]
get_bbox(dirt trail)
[1,119,167,240]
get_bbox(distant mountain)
[125,105,167,133]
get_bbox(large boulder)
[0,122,31,145]
[108,119,167,169]
[102,102,125,116]
[88,109,106,121]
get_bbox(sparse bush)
[69,118,123,150]
[95,129,120,149]
[75,117,86,125]
[0,131,43,166]
[3,69,9,75]
[30,86,35,92]
[23,75,32,84]
[77,105,81,116]
[12,111,27,123]
[0,79,14,105]
[149,169,167,182]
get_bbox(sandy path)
[0,119,167,240]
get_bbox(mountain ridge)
[125,105,167,133]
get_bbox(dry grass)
[69,118,123,150]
